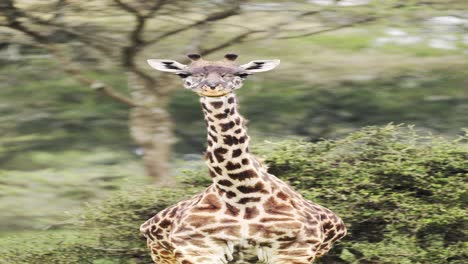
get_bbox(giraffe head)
[147,53,280,97]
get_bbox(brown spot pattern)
[214,113,228,119]
[223,135,238,146]
[201,103,211,113]
[238,197,261,204]
[228,169,258,181]
[213,166,222,175]
[209,170,216,178]
[220,121,235,132]
[225,161,242,170]
[225,203,240,216]
[237,182,266,193]
[232,149,242,158]
[264,197,293,216]
[213,147,228,162]
[205,152,213,163]
[277,191,289,201]
[186,215,216,228]
[208,132,217,142]
[193,194,221,213]
[244,207,259,219]
[217,179,233,187]
[210,101,223,109]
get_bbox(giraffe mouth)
[198,86,230,97]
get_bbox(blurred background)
[0,0,467,263]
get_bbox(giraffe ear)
[147,59,187,73]
[240,60,280,73]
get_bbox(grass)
[0,148,146,233]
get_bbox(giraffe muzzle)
[199,85,230,97]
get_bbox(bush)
[263,125,467,264]
[0,187,201,264]
[1,125,466,264]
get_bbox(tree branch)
[1,1,138,107]
[1,0,49,43]
[92,84,141,107]
[113,0,170,94]
[114,0,243,96]
[0,0,115,57]
[113,0,142,17]
[200,30,261,56]
[48,45,140,107]
[145,3,242,46]
[278,17,378,40]
[143,0,168,19]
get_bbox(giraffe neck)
[201,93,271,206]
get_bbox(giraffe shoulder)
[139,206,177,236]
[140,192,205,235]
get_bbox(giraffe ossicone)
[141,54,347,264]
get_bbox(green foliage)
[300,32,373,52]
[1,125,466,263]
[0,59,131,161]
[169,63,468,155]
[262,125,467,263]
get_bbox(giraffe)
[140,53,347,264]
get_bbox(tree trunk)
[6,43,21,61]
[127,72,176,185]
[130,106,175,185]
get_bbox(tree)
[0,0,264,183]
[2,0,444,182]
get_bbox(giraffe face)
[147,54,280,97]
[179,65,248,97]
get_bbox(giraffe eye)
[236,73,250,78]
[177,72,191,78]
[185,79,193,86]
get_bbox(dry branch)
[113,0,170,93]
[48,45,140,108]
[200,30,261,56]
[144,2,242,45]
[278,17,378,39]
[1,0,139,108]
